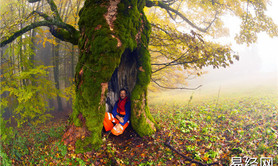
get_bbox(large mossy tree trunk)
[62,0,157,152]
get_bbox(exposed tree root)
[62,113,90,147]
[164,136,219,166]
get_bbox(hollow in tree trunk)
[62,0,157,152]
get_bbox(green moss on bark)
[129,7,157,136]
[131,47,157,137]
[73,0,124,152]
[70,0,157,152]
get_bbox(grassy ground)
[1,86,277,165]
[149,87,278,165]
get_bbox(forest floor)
[1,90,278,166]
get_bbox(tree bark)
[63,0,157,152]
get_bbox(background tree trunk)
[63,0,157,152]
[52,39,63,111]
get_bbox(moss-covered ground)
[1,88,277,165]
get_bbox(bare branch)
[173,0,183,20]
[166,9,176,21]
[151,59,196,73]
[151,23,170,35]
[146,0,218,33]
[151,50,197,73]
[28,0,62,21]
[28,10,52,21]
[152,78,202,90]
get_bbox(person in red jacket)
[103,89,131,136]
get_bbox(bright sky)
[257,0,278,72]
[187,1,278,91]
[220,0,278,73]
[239,0,278,73]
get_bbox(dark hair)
[119,88,128,94]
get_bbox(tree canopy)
[1,0,277,89]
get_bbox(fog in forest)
[187,41,278,94]
[190,1,278,95]
[151,1,278,100]
[150,38,278,103]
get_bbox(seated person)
[103,88,131,136]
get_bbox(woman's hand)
[119,117,124,123]
[116,115,124,123]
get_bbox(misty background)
[148,1,278,105]
[183,2,278,96]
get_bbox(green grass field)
[148,85,278,165]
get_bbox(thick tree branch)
[48,24,79,45]
[0,20,79,47]
[146,0,218,33]
[28,10,77,35]
[1,21,50,47]
[1,0,80,47]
